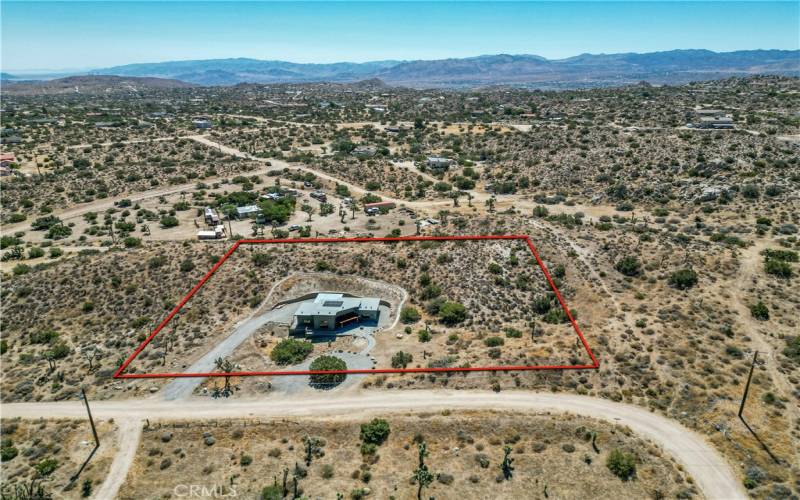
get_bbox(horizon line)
[5,47,798,74]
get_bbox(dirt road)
[93,418,142,500]
[3,390,745,499]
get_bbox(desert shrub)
[34,458,59,477]
[251,252,273,267]
[12,264,30,275]
[391,351,413,368]
[400,306,420,324]
[762,249,798,262]
[160,215,179,228]
[27,247,45,259]
[421,284,442,300]
[270,339,313,365]
[488,263,503,274]
[543,307,570,324]
[123,237,142,248]
[30,330,59,344]
[668,268,698,289]
[504,328,522,338]
[48,342,70,359]
[309,355,347,386]
[764,258,793,278]
[750,301,769,321]
[606,449,636,481]
[782,337,799,365]
[438,301,467,325]
[614,256,641,276]
[46,224,72,240]
[532,205,549,217]
[240,454,253,466]
[31,216,61,231]
[532,295,552,314]
[0,236,22,249]
[1,444,18,462]
[261,484,283,500]
[321,463,335,479]
[484,336,504,347]
[741,184,760,199]
[360,418,390,446]
[418,330,431,342]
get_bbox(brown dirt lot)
[120,410,697,500]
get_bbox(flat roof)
[295,293,380,317]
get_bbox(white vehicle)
[204,207,220,225]
[288,225,302,231]
[197,225,225,240]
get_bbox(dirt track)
[3,390,746,500]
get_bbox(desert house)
[292,293,381,332]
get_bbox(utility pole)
[69,388,100,483]
[738,351,781,464]
[738,351,758,418]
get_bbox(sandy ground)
[2,390,746,500]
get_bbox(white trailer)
[197,225,225,240]
[204,207,220,225]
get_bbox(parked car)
[288,225,301,231]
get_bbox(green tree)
[614,256,641,276]
[400,306,421,324]
[668,268,698,289]
[309,356,347,387]
[438,301,467,325]
[360,418,390,446]
[270,339,313,365]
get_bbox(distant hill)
[1,75,196,95]
[91,58,401,86]
[11,50,800,89]
[374,50,800,87]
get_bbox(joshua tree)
[413,441,434,500]
[485,196,496,213]
[302,204,315,221]
[214,357,235,397]
[500,445,515,480]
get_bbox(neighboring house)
[697,116,734,129]
[0,152,16,167]
[193,119,213,129]
[426,156,454,169]
[364,201,396,214]
[235,205,261,218]
[293,293,381,332]
[352,146,377,157]
[691,109,734,129]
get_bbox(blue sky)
[2,1,798,72]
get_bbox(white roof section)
[295,293,380,317]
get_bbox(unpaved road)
[3,390,745,500]
[93,418,142,500]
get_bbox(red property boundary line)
[113,235,599,379]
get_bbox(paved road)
[3,390,745,500]
[161,302,300,400]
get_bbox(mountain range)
[4,50,799,89]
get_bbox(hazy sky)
[2,1,799,72]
